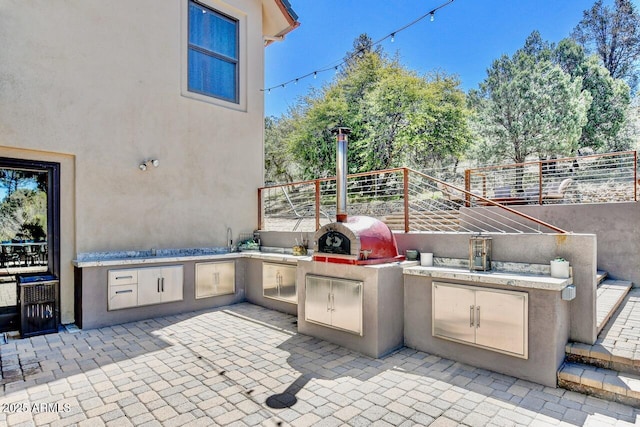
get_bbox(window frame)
[181,0,247,111]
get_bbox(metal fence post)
[257,188,263,230]
[538,161,543,205]
[403,168,410,233]
[315,180,321,231]
[464,169,471,207]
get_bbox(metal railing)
[258,168,567,234]
[465,151,637,205]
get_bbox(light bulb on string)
[260,0,455,94]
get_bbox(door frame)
[0,157,60,332]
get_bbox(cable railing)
[465,151,637,206]
[258,168,567,234]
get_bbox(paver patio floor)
[1,303,639,426]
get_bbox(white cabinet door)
[263,262,297,303]
[137,268,163,306]
[195,261,234,298]
[330,279,362,335]
[433,283,476,345]
[433,282,528,358]
[138,266,184,305]
[159,265,184,303]
[305,276,332,327]
[475,289,527,357]
[262,263,280,300]
[278,264,297,303]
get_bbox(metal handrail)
[258,167,567,234]
[464,151,637,204]
[407,168,567,234]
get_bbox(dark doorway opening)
[0,158,60,332]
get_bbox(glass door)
[0,158,59,332]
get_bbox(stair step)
[597,270,608,285]
[565,341,640,377]
[597,279,632,333]
[558,362,640,407]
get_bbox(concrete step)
[565,340,640,377]
[566,286,639,377]
[558,362,640,407]
[597,270,608,285]
[596,279,632,334]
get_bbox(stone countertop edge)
[403,266,573,291]
[73,251,309,268]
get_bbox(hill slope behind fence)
[465,151,637,205]
[258,167,575,234]
[258,152,636,233]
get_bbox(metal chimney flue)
[332,127,351,222]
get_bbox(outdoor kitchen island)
[296,258,417,359]
[403,265,574,387]
[72,249,307,330]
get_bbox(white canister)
[420,253,433,267]
[550,260,570,279]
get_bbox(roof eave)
[264,0,300,46]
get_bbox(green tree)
[356,68,470,171]
[287,85,349,179]
[0,188,47,241]
[469,33,591,167]
[571,0,640,91]
[282,35,472,180]
[264,115,296,184]
[555,38,631,152]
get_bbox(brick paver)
[1,302,639,426]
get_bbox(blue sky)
[264,0,634,117]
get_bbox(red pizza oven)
[313,215,405,265]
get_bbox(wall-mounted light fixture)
[139,159,159,171]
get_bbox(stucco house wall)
[0,0,297,323]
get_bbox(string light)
[261,0,454,93]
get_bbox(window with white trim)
[187,1,239,103]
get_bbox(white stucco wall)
[0,0,269,323]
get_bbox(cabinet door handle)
[331,294,335,312]
[327,293,331,311]
[116,275,133,280]
[470,305,474,327]
[157,278,160,292]
[476,306,481,328]
[115,290,133,294]
[161,277,164,292]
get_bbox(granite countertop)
[403,265,573,291]
[73,247,311,268]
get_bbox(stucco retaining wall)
[395,232,598,344]
[404,275,570,387]
[507,202,640,286]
